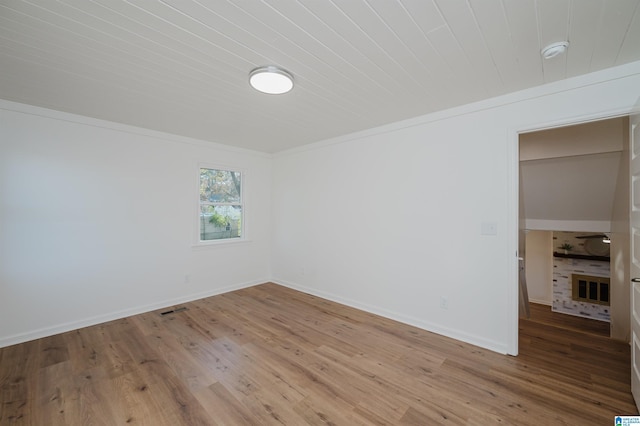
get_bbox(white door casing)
[629,97,640,411]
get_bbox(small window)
[199,167,242,242]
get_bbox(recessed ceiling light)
[541,41,569,59]
[249,66,294,94]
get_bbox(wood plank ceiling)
[1,0,639,153]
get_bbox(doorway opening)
[518,116,630,341]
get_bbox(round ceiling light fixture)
[541,41,569,59]
[249,66,294,94]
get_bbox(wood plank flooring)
[1,283,637,425]
[527,302,611,337]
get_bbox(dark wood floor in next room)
[0,283,636,425]
[526,301,611,337]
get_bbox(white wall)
[520,152,620,232]
[524,231,553,305]
[3,63,640,354]
[610,117,631,341]
[520,118,625,233]
[272,60,640,354]
[0,101,272,347]
[519,118,625,161]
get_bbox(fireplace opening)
[572,273,610,306]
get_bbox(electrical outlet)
[440,296,448,310]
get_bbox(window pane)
[199,205,242,240]
[200,169,241,203]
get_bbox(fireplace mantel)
[553,252,610,262]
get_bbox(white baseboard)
[271,278,509,355]
[528,298,552,306]
[0,279,265,348]
[3,277,515,355]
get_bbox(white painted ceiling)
[1,1,639,153]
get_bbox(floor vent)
[160,307,188,316]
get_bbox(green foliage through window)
[199,168,242,241]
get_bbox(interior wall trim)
[271,278,510,355]
[0,278,266,349]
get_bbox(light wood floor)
[1,283,637,425]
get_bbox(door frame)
[628,98,640,409]
[507,109,632,355]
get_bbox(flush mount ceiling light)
[249,66,294,94]
[541,41,569,59]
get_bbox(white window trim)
[194,163,248,247]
